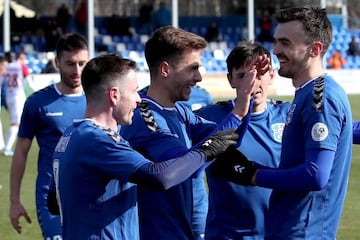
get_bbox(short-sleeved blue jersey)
[196,99,291,239]
[18,84,85,236]
[55,119,150,240]
[262,75,353,239]
[120,97,240,240]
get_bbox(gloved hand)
[197,129,239,161]
[209,147,257,185]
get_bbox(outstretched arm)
[9,137,33,234]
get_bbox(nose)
[195,70,202,83]
[135,92,141,104]
[272,42,280,56]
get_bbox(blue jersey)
[120,97,240,240]
[18,84,85,237]
[261,75,353,239]
[180,85,213,111]
[180,85,212,239]
[196,99,291,239]
[353,121,360,144]
[139,85,213,111]
[137,86,212,239]
[54,119,149,240]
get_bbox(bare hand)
[231,54,270,119]
[255,54,271,76]
[9,202,32,234]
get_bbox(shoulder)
[195,100,233,120]
[121,100,160,138]
[267,99,292,116]
[26,85,56,102]
[267,99,291,108]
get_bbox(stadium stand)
[3,15,359,74]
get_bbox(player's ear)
[309,41,323,57]
[159,61,170,78]
[55,57,60,69]
[108,87,120,105]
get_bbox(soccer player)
[120,26,269,240]
[0,56,8,152]
[52,54,238,239]
[195,41,291,239]
[1,51,30,156]
[9,33,89,240]
[211,6,353,239]
[137,83,212,239]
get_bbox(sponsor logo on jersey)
[88,235,100,240]
[271,123,285,142]
[311,122,328,141]
[46,112,63,116]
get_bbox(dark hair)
[5,51,15,63]
[81,54,136,102]
[56,32,88,58]
[273,6,332,56]
[144,26,207,72]
[226,41,271,75]
[16,51,26,58]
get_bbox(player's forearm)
[232,94,251,120]
[130,150,206,190]
[256,149,334,191]
[9,159,26,203]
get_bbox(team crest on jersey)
[286,104,296,125]
[271,123,285,142]
[311,122,328,141]
[88,235,100,240]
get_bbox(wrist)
[232,96,251,119]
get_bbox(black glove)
[197,129,239,161]
[209,147,257,186]
[47,189,60,215]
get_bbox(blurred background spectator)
[328,50,347,69]
[348,36,360,56]
[138,3,154,34]
[56,3,72,34]
[152,1,171,29]
[205,21,221,42]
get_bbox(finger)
[223,132,239,141]
[23,213,32,224]
[11,219,21,234]
[215,128,235,136]
[226,139,238,146]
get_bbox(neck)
[57,82,83,95]
[292,67,323,88]
[147,85,175,108]
[85,106,118,130]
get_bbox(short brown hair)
[144,26,207,72]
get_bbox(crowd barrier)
[30,69,360,100]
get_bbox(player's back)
[4,61,26,99]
